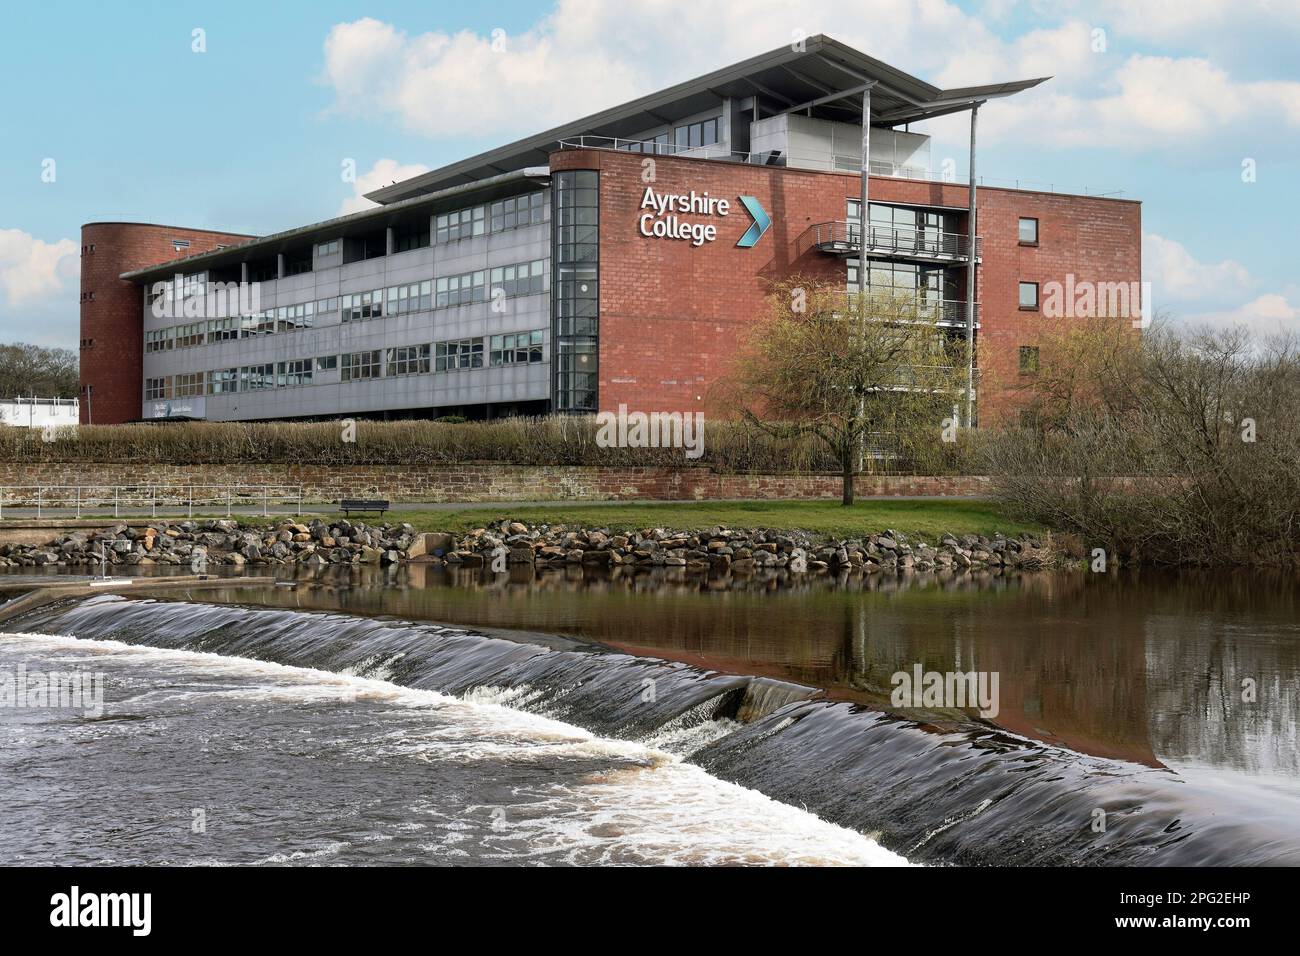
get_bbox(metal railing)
[810,221,980,261]
[0,485,304,520]
[559,137,1124,197]
[558,135,783,165]
[835,292,979,329]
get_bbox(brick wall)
[551,149,1141,424]
[79,223,256,426]
[0,462,990,505]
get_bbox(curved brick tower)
[78,222,254,424]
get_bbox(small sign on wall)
[144,397,206,420]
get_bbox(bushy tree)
[0,342,79,399]
[716,278,972,505]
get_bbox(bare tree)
[984,320,1300,564]
[716,279,971,505]
[0,342,79,398]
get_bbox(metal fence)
[0,485,305,519]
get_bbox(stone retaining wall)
[0,463,990,505]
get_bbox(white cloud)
[0,228,78,309]
[339,158,431,214]
[320,3,1300,159]
[1068,0,1300,45]
[320,2,1010,139]
[1178,293,1300,338]
[1140,232,1299,335]
[1143,232,1253,307]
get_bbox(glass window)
[341,350,382,382]
[386,344,431,376]
[239,363,276,390]
[1019,281,1039,309]
[315,355,338,371]
[277,359,313,387]
[207,368,238,394]
[1019,217,1039,244]
[434,338,484,372]
[1019,345,1040,374]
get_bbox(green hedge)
[1,416,979,475]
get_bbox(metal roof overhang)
[366,34,1049,204]
[119,167,551,283]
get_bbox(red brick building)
[79,222,254,424]
[84,36,1139,425]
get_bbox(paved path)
[0,495,982,522]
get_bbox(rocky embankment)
[0,519,417,569]
[429,520,1057,573]
[0,517,1059,573]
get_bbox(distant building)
[0,397,79,429]
[79,35,1141,426]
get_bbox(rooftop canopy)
[366,34,1049,204]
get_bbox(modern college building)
[78,35,1141,426]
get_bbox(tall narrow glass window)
[552,170,599,412]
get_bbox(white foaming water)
[1,632,909,867]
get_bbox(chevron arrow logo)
[736,195,771,248]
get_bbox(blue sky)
[2,0,1298,347]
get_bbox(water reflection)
[6,561,1298,784]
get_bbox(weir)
[7,594,1299,867]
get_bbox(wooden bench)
[340,498,390,517]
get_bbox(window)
[1019,346,1040,374]
[277,359,313,387]
[1019,281,1039,310]
[341,350,382,382]
[316,355,338,371]
[394,222,431,253]
[315,297,339,320]
[435,338,484,371]
[673,117,720,150]
[175,322,205,348]
[386,344,431,376]
[145,329,173,353]
[490,193,548,232]
[435,192,549,244]
[489,259,546,298]
[1019,217,1039,245]
[553,169,599,413]
[316,239,340,256]
[435,271,486,307]
[435,205,485,243]
[207,368,238,394]
[174,372,205,397]
[207,317,239,342]
[490,330,544,366]
[239,364,276,390]
[342,290,384,322]
[144,377,171,400]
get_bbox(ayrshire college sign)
[638,187,770,248]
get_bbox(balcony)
[834,292,979,330]
[810,221,980,262]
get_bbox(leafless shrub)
[983,321,1300,564]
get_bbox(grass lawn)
[323,500,1042,540]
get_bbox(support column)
[386,227,395,256]
[857,83,876,474]
[859,83,876,244]
[965,102,982,428]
